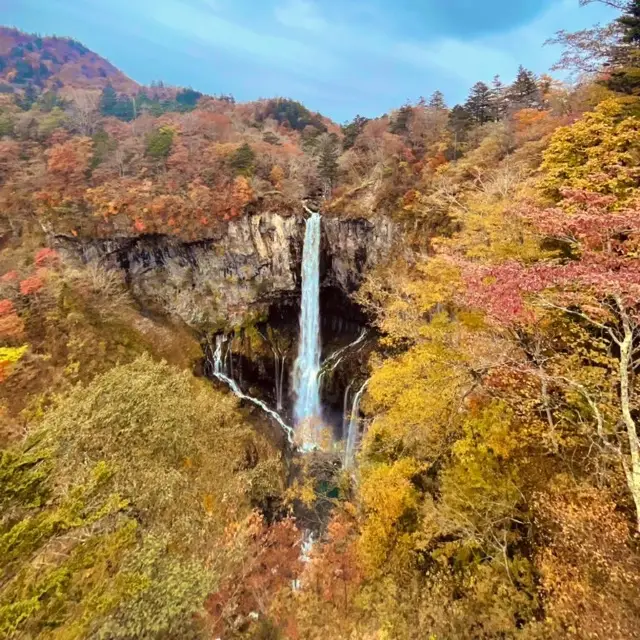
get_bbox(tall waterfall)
[293,210,323,445]
[344,378,370,468]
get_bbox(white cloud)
[394,39,518,84]
[151,0,336,73]
[274,0,328,32]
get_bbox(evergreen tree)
[99,84,118,117]
[465,82,494,125]
[176,88,202,109]
[490,75,508,120]
[341,115,369,150]
[448,104,474,161]
[145,126,174,160]
[428,90,447,110]
[508,66,540,110]
[606,0,640,95]
[15,83,37,111]
[229,143,256,176]
[317,133,340,196]
[389,104,413,134]
[113,96,135,121]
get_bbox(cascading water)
[210,335,294,444]
[344,378,370,468]
[293,209,323,447]
[319,329,367,384]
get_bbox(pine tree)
[16,83,37,111]
[428,90,447,110]
[465,82,494,125]
[389,104,413,134]
[490,75,507,120]
[99,84,118,117]
[229,143,256,176]
[508,66,540,110]
[448,104,474,161]
[606,0,640,95]
[341,115,369,150]
[317,133,340,197]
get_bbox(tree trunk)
[617,301,640,532]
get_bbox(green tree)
[0,356,284,639]
[508,65,541,109]
[389,103,412,134]
[606,0,640,94]
[145,126,174,160]
[490,74,508,120]
[176,87,202,109]
[341,114,369,150]
[229,142,256,176]
[448,104,474,152]
[465,81,494,124]
[15,83,37,111]
[99,83,118,117]
[428,90,447,110]
[317,133,340,196]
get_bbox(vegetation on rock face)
[5,1,640,638]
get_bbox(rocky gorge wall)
[55,211,396,330]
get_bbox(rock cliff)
[55,212,395,329]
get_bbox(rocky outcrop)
[323,216,394,292]
[55,211,395,329]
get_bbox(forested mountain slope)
[3,1,640,638]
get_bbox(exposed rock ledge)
[55,212,395,328]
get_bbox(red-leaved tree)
[463,190,640,529]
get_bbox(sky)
[1,0,618,122]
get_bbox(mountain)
[0,26,138,92]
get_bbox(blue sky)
[2,0,617,122]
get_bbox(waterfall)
[344,378,370,468]
[342,381,354,435]
[293,210,323,446]
[320,329,367,378]
[210,335,294,444]
[273,352,286,411]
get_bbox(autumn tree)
[67,88,100,136]
[463,190,640,530]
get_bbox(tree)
[428,90,447,110]
[547,22,621,76]
[176,87,202,109]
[145,126,174,160]
[341,114,369,150]
[539,98,640,200]
[463,190,640,531]
[316,133,340,196]
[99,83,118,117]
[448,105,474,155]
[465,81,494,124]
[490,75,508,120]
[0,356,285,638]
[68,89,100,135]
[229,142,256,176]
[389,103,412,134]
[606,0,640,93]
[15,83,37,111]
[508,66,541,110]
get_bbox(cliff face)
[55,212,395,329]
